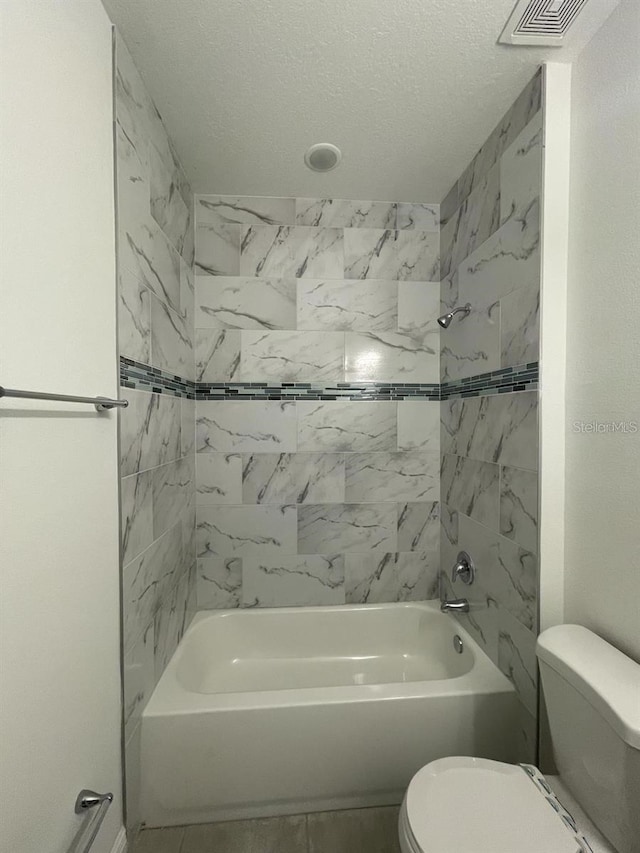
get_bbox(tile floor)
[131,806,402,853]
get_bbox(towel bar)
[0,386,128,412]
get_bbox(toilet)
[399,624,640,853]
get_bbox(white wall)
[564,0,640,662]
[539,62,571,634]
[0,3,124,852]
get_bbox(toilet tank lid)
[537,625,640,749]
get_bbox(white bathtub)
[140,601,517,828]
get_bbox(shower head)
[437,303,471,329]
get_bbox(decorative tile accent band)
[119,358,538,402]
[119,358,196,399]
[197,381,440,401]
[440,362,539,400]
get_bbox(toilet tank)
[537,625,640,853]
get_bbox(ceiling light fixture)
[304,143,342,172]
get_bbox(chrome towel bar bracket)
[0,386,128,412]
[68,790,113,853]
[75,790,114,814]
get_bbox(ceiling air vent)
[499,0,592,46]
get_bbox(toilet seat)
[401,757,591,853]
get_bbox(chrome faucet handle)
[440,598,470,613]
[451,550,475,585]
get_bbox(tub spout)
[440,598,469,613]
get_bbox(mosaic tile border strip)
[119,358,538,402]
[197,381,440,401]
[119,358,196,399]
[440,362,539,400]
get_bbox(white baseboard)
[111,827,128,853]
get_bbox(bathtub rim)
[143,601,516,716]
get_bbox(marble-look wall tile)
[441,505,459,553]
[480,391,539,470]
[242,453,345,504]
[440,164,501,279]
[179,258,195,331]
[297,279,397,331]
[197,557,242,609]
[121,469,154,567]
[396,203,439,231]
[120,216,182,315]
[182,491,197,576]
[181,210,195,271]
[116,32,196,831]
[500,286,539,369]
[456,70,541,204]
[440,293,500,381]
[441,392,538,471]
[440,270,459,317]
[398,502,439,552]
[188,192,445,616]
[122,521,183,651]
[240,225,344,279]
[115,120,149,227]
[344,229,439,281]
[344,452,439,502]
[240,330,344,381]
[119,269,151,365]
[441,569,500,661]
[115,39,155,167]
[295,198,396,229]
[197,505,297,558]
[195,328,241,382]
[297,401,397,452]
[397,281,441,340]
[457,514,537,632]
[196,276,296,330]
[438,74,541,726]
[151,456,195,540]
[439,507,458,598]
[196,401,297,453]
[195,219,241,277]
[113,40,160,188]
[457,197,540,305]
[181,398,195,457]
[242,555,345,607]
[500,465,538,553]
[514,700,537,765]
[440,183,459,227]
[345,552,438,603]
[150,292,192,378]
[149,143,191,258]
[500,112,543,225]
[498,607,538,716]
[123,622,154,743]
[153,567,193,680]
[441,454,500,530]
[196,453,243,505]
[345,331,438,382]
[120,389,181,477]
[298,504,397,554]
[397,402,441,452]
[124,723,142,836]
[197,195,295,227]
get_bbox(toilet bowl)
[399,625,640,853]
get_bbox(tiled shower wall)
[114,37,196,831]
[193,197,442,608]
[439,70,542,762]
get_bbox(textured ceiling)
[102,0,603,201]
